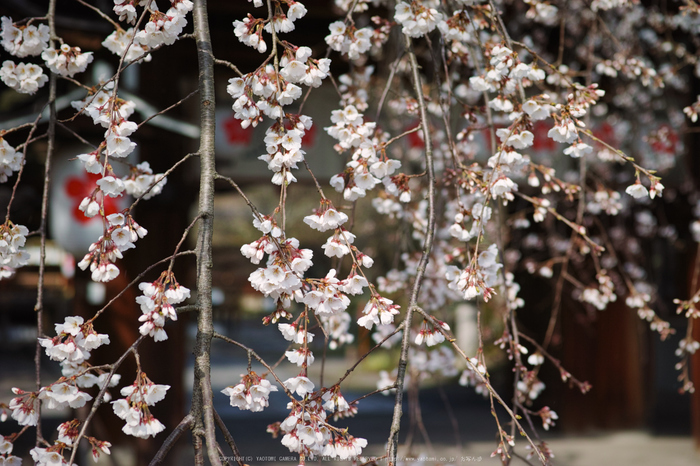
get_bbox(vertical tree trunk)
[192,1,221,465]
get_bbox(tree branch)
[386,34,438,466]
[192,0,221,464]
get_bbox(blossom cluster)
[0,60,47,94]
[71,83,136,128]
[0,138,22,184]
[414,319,450,347]
[325,21,373,60]
[0,221,29,280]
[136,270,190,341]
[446,244,503,302]
[394,1,444,38]
[1,17,49,57]
[77,213,148,282]
[103,27,152,62]
[41,43,93,77]
[271,394,367,460]
[0,434,21,465]
[222,371,278,412]
[325,105,403,202]
[31,419,112,464]
[133,0,193,48]
[39,316,110,365]
[111,374,169,438]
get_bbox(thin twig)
[137,89,199,130]
[129,152,196,212]
[213,409,245,466]
[74,0,122,30]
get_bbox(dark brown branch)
[149,414,195,466]
[213,58,244,77]
[73,0,121,30]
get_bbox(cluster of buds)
[383,173,412,203]
[234,14,267,53]
[537,406,559,431]
[684,95,700,123]
[414,319,450,347]
[136,270,190,341]
[516,371,546,404]
[50,419,112,462]
[221,371,278,412]
[111,373,169,438]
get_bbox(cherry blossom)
[111,373,169,439]
[42,43,94,77]
[1,17,49,57]
[625,182,649,199]
[136,271,190,341]
[222,371,278,412]
[0,60,48,94]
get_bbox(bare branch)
[386,34,438,466]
